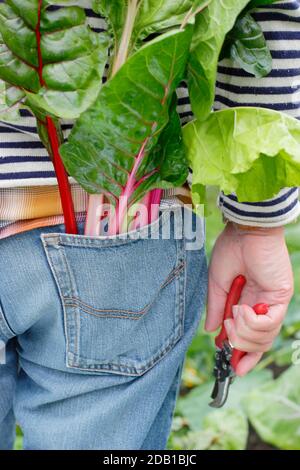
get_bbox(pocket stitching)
[62,260,185,318]
[41,214,187,377]
[67,329,182,376]
[65,240,186,375]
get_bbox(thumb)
[205,277,229,332]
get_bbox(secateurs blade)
[209,275,269,408]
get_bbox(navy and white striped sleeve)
[214,0,300,227]
[218,188,300,227]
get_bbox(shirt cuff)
[218,188,300,227]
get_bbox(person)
[0,0,298,450]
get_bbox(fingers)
[206,279,227,332]
[224,303,286,354]
[238,304,287,332]
[232,305,282,342]
[234,352,263,377]
[224,319,274,353]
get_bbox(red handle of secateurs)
[215,275,269,371]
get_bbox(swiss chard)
[1,0,300,238]
[93,0,211,74]
[220,0,281,78]
[60,27,192,234]
[0,0,108,233]
[220,12,272,78]
[187,0,251,122]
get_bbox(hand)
[206,222,294,376]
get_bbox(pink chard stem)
[84,194,104,236]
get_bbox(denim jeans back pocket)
[41,211,186,376]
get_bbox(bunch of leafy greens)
[1,0,300,232]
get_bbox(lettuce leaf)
[183,107,300,203]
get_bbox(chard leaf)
[182,107,300,203]
[0,79,25,123]
[94,0,211,52]
[60,27,192,201]
[132,0,211,44]
[131,94,189,204]
[92,0,126,51]
[0,0,108,119]
[187,0,251,121]
[245,366,300,450]
[221,12,272,78]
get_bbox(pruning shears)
[209,275,269,408]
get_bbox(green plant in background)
[168,190,300,450]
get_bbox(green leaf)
[60,28,192,201]
[187,0,251,121]
[132,0,211,44]
[183,107,300,203]
[0,79,25,123]
[131,94,189,204]
[221,13,272,78]
[245,366,300,450]
[94,0,211,52]
[92,0,127,52]
[0,0,108,119]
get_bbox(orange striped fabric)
[0,186,189,239]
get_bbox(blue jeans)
[0,207,207,450]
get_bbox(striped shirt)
[0,0,300,232]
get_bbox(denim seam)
[41,238,75,368]
[180,237,188,339]
[67,331,183,376]
[0,304,15,341]
[174,223,186,341]
[58,244,81,357]
[62,260,185,317]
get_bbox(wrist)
[228,221,285,237]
